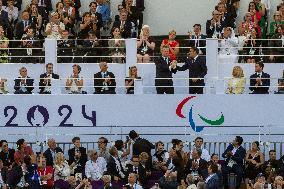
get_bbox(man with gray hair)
[125,173,143,189]
[94,61,116,94]
[43,138,63,166]
[85,149,107,181]
[185,148,208,180]
[14,67,34,94]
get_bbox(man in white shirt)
[190,137,210,162]
[125,173,143,189]
[85,149,107,181]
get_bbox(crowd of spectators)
[0,133,284,189]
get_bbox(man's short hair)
[190,46,199,54]
[269,149,276,154]
[131,155,139,160]
[193,24,201,29]
[46,63,53,69]
[211,153,218,158]
[89,1,97,7]
[195,148,202,157]
[99,137,108,144]
[19,67,27,72]
[109,146,117,156]
[72,64,81,73]
[195,137,203,142]
[129,130,138,140]
[209,163,218,173]
[72,136,80,144]
[256,61,264,69]
[235,136,243,146]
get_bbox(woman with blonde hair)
[273,176,284,189]
[125,66,141,94]
[137,25,155,63]
[160,29,179,61]
[226,66,246,94]
[54,152,70,189]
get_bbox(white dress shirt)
[85,157,107,181]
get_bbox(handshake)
[170,60,177,69]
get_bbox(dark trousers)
[222,164,243,189]
[155,78,174,94]
[189,80,204,94]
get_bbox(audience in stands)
[112,9,132,39]
[243,27,261,63]
[249,61,270,94]
[190,137,210,162]
[85,149,107,181]
[0,25,9,63]
[206,10,223,38]
[269,25,284,63]
[137,25,155,63]
[97,136,110,162]
[270,11,284,38]
[93,61,116,94]
[160,30,179,61]
[125,65,140,94]
[153,141,169,172]
[54,152,71,189]
[14,67,34,94]
[226,65,245,94]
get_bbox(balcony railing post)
[125,38,137,73]
[44,38,57,66]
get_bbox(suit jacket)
[14,76,34,93]
[14,20,30,39]
[133,137,155,157]
[90,12,103,30]
[206,19,223,38]
[68,147,88,169]
[185,158,208,179]
[94,71,116,94]
[188,34,207,54]
[249,72,270,94]
[0,149,15,167]
[173,56,207,86]
[39,73,60,94]
[226,77,245,94]
[43,147,63,166]
[106,156,126,180]
[206,173,219,189]
[0,10,9,30]
[222,144,246,167]
[155,56,174,79]
[112,20,132,39]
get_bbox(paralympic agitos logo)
[176,96,224,132]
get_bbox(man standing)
[14,67,34,94]
[190,137,210,162]
[173,46,207,94]
[39,63,60,94]
[250,62,270,94]
[222,136,246,189]
[68,137,87,176]
[189,24,207,55]
[94,62,116,94]
[155,45,176,94]
[43,138,63,166]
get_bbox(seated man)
[94,62,116,94]
[39,63,60,94]
[159,170,179,189]
[263,150,278,183]
[112,9,132,38]
[222,136,246,189]
[14,67,34,94]
[85,149,107,181]
[57,30,74,63]
[249,61,270,94]
[14,10,30,40]
[82,31,101,63]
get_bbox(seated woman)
[108,27,125,63]
[218,27,238,64]
[245,141,264,184]
[45,12,65,39]
[160,29,179,61]
[269,11,284,38]
[226,66,246,94]
[66,64,84,94]
[125,66,140,94]
[0,78,8,94]
[243,27,261,63]
[137,25,155,63]
[54,152,70,189]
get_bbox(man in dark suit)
[106,146,126,182]
[185,148,208,180]
[14,10,30,39]
[14,67,34,94]
[39,63,60,94]
[206,10,223,38]
[249,61,270,94]
[205,163,219,189]
[0,141,15,167]
[89,1,103,31]
[189,24,207,55]
[155,45,177,94]
[94,62,116,94]
[68,136,88,176]
[122,0,144,32]
[222,136,246,189]
[125,155,146,187]
[37,0,52,23]
[43,138,63,167]
[173,46,207,94]
[112,10,132,39]
[0,1,9,30]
